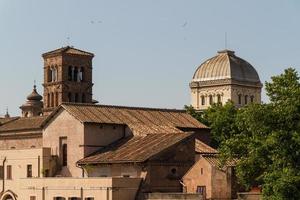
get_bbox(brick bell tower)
[42,46,94,115]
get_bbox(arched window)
[74,67,78,82]
[79,67,84,81]
[201,96,205,105]
[75,93,79,103]
[217,94,221,104]
[238,94,242,105]
[62,143,67,166]
[55,92,59,107]
[68,66,73,81]
[82,94,86,103]
[68,93,72,102]
[245,95,248,105]
[250,95,255,103]
[47,93,50,107]
[48,67,52,82]
[209,95,213,105]
[51,93,54,107]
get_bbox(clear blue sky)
[0,0,300,116]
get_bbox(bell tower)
[42,46,94,115]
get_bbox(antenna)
[66,36,70,46]
[225,32,228,50]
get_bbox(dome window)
[217,94,221,104]
[245,95,248,105]
[238,94,242,105]
[201,96,205,105]
[209,95,213,105]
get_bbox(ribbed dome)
[192,50,261,83]
[27,85,43,101]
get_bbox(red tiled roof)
[0,116,47,133]
[195,139,218,154]
[77,133,193,164]
[0,117,19,126]
[42,46,94,57]
[202,154,237,168]
[58,103,207,130]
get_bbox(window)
[238,94,242,104]
[0,165,3,179]
[27,165,32,178]
[200,168,203,175]
[196,186,206,195]
[68,66,73,81]
[75,93,79,103]
[201,96,205,105]
[68,198,80,200]
[250,95,255,103]
[68,93,72,102]
[74,67,78,81]
[47,93,50,107]
[55,92,59,107]
[245,95,248,105]
[85,198,94,200]
[54,197,66,200]
[171,168,177,175]
[30,196,36,200]
[217,94,221,104]
[62,143,68,166]
[82,94,86,103]
[51,93,54,107]
[79,67,84,81]
[48,68,52,82]
[7,165,12,179]
[209,95,213,105]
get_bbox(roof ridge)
[62,102,186,113]
[42,46,94,57]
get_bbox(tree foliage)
[186,68,300,199]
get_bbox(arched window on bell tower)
[75,93,79,103]
[82,93,86,103]
[238,94,242,105]
[74,67,78,82]
[68,93,72,102]
[68,66,73,81]
[79,67,84,82]
[245,95,248,105]
[201,95,205,105]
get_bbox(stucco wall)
[16,177,141,200]
[0,133,42,150]
[0,148,51,195]
[183,158,212,198]
[83,123,127,157]
[43,109,84,177]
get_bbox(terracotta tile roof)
[77,133,193,164]
[0,117,19,126]
[202,154,237,168]
[57,103,207,130]
[128,124,184,135]
[0,116,47,133]
[42,46,94,57]
[195,139,218,154]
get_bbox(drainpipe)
[2,157,6,193]
[180,180,187,193]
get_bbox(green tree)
[220,68,300,199]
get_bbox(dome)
[27,85,43,101]
[192,50,261,84]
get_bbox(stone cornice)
[190,79,263,89]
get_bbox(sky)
[0,0,300,116]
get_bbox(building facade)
[190,50,262,110]
[0,46,212,200]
